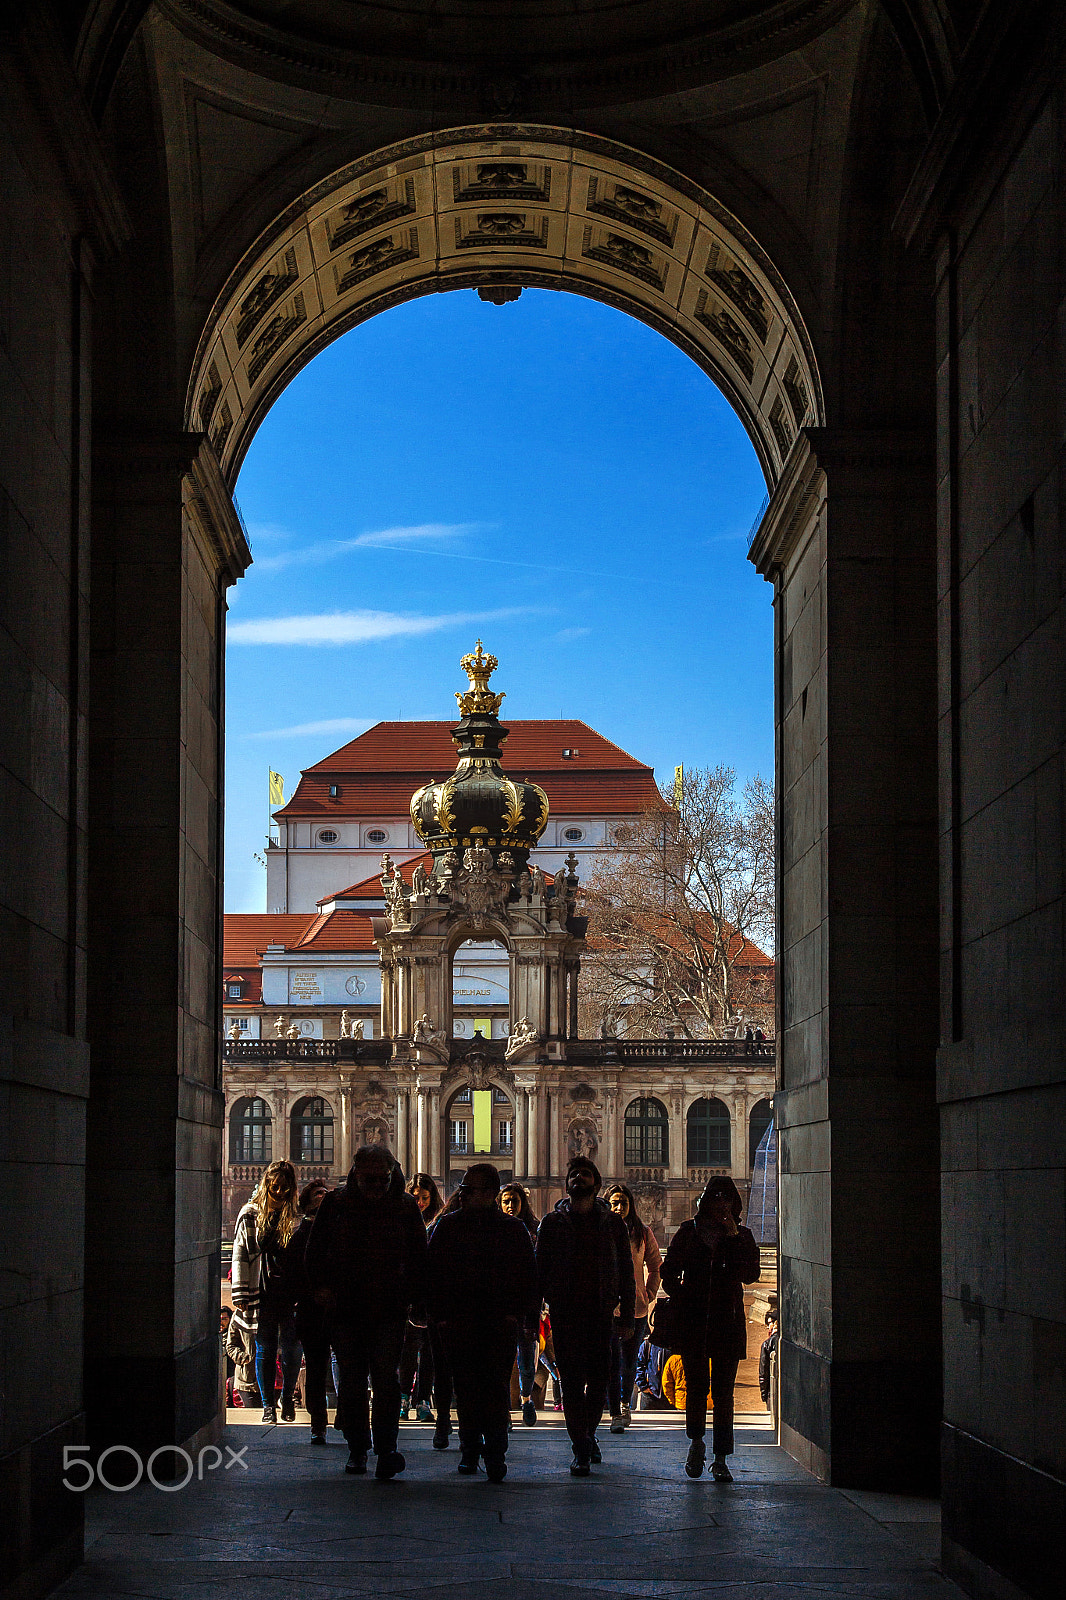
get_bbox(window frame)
[624,1096,668,1167]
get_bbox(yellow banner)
[472,1089,492,1153]
[673,764,683,808]
[269,770,284,807]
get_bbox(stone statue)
[273,1015,287,1037]
[286,1021,301,1040]
[529,864,546,896]
[567,1120,599,1161]
[463,841,494,876]
[598,1015,619,1039]
[411,862,430,896]
[227,1020,242,1040]
[351,1018,365,1040]
[339,1009,350,1038]
[440,848,460,881]
[517,866,533,899]
[379,852,395,881]
[412,1013,432,1043]
[504,1016,539,1060]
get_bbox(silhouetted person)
[427,1163,538,1481]
[661,1175,760,1481]
[305,1144,428,1478]
[232,1160,303,1423]
[536,1156,635,1474]
[291,1178,331,1442]
[498,1182,541,1424]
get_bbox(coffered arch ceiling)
[186,127,823,488]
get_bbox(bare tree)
[578,765,775,1038]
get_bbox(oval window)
[318,829,338,844]
[564,827,583,842]
[367,829,387,843]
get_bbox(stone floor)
[57,1410,959,1600]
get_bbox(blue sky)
[226,287,772,911]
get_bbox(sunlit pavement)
[57,1409,958,1600]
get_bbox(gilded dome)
[410,642,549,871]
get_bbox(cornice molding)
[183,436,252,586]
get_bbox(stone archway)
[185,127,823,491]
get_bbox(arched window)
[290,1096,334,1164]
[749,1099,773,1167]
[687,1098,731,1167]
[624,1097,668,1167]
[230,1097,272,1165]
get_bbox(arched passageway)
[13,7,1063,1599]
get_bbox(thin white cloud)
[553,626,592,642]
[242,718,376,742]
[254,522,484,572]
[227,605,537,647]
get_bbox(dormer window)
[328,784,339,798]
[227,982,243,999]
[562,748,580,759]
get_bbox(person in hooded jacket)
[304,1144,428,1479]
[661,1175,761,1481]
[535,1156,636,1475]
[427,1163,538,1481]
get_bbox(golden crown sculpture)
[455,638,506,717]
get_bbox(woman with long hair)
[498,1183,541,1425]
[660,1175,761,1480]
[604,1183,662,1431]
[399,1173,445,1426]
[232,1160,303,1424]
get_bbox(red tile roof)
[223,910,376,961]
[275,720,665,818]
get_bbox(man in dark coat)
[304,1144,428,1478]
[427,1163,539,1482]
[661,1175,761,1481]
[536,1156,636,1474]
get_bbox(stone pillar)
[337,1082,351,1175]
[750,428,940,1491]
[730,1093,746,1184]
[526,1084,540,1181]
[395,1088,408,1173]
[548,1084,561,1180]
[667,1089,685,1179]
[514,1088,528,1179]
[568,962,579,1037]
[428,1086,442,1183]
[416,1083,430,1172]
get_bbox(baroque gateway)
[222,645,774,1234]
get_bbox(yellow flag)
[673,764,684,809]
[269,770,284,807]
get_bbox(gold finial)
[456,639,506,716]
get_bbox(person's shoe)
[609,1413,625,1434]
[374,1450,405,1480]
[261,1406,277,1425]
[589,1436,602,1464]
[415,1400,434,1422]
[552,1400,563,1411]
[521,1399,537,1427]
[711,1458,734,1482]
[620,1403,631,1427]
[685,1438,706,1478]
[310,1429,327,1445]
[344,1450,367,1474]
[570,1452,591,1477]
[280,1399,296,1422]
[457,1452,480,1475]
[484,1456,507,1483]
[432,1422,451,1449]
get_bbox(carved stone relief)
[327,178,416,252]
[783,356,811,427]
[694,291,755,380]
[336,229,420,294]
[246,292,307,384]
[582,225,665,290]
[452,162,551,203]
[704,243,769,342]
[769,394,794,458]
[566,1117,600,1162]
[236,247,299,349]
[455,213,548,249]
[197,361,222,430]
[586,176,676,246]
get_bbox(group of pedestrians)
[229,1145,760,1483]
